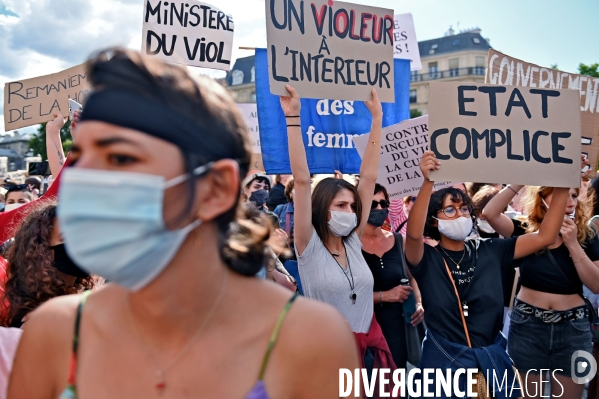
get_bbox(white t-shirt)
[297,229,374,333]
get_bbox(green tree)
[410,109,422,119]
[28,120,73,160]
[579,63,599,78]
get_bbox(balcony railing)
[411,67,486,82]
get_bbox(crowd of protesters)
[0,48,596,399]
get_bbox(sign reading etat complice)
[265,0,395,102]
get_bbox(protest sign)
[4,63,89,131]
[265,0,395,102]
[486,49,599,177]
[237,103,263,170]
[142,0,234,71]
[428,82,582,188]
[353,116,452,198]
[256,49,409,174]
[393,13,421,71]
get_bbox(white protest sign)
[4,63,90,131]
[393,13,421,71]
[428,82,582,188]
[265,0,395,102]
[142,0,234,71]
[237,103,260,154]
[353,116,452,198]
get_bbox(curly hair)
[1,200,96,326]
[520,186,595,246]
[424,187,476,241]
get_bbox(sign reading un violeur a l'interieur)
[428,82,582,188]
[265,0,395,102]
[142,0,234,71]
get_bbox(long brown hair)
[520,186,595,246]
[311,178,362,243]
[1,201,96,326]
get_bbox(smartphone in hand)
[68,99,82,122]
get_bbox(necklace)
[328,243,357,304]
[439,246,466,269]
[127,270,228,393]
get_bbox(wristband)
[285,115,300,118]
[573,254,587,263]
[507,185,520,195]
[287,124,301,127]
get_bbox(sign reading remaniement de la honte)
[265,0,395,102]
[4,63,90,131]
[142,0,234,71]
[486,49,599,178]
[428,82,582,188]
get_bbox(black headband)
[80,88,208,155]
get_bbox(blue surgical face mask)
[57,164,211,291]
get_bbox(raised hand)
[419,151,441,181]
[280,85,301,116]
[365,89,382,119]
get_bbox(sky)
[1,0,598,135]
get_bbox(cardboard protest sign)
[428,82,582,188]
[237,103,261,154]
[486,49,599,177]
[256,48,410,174]
[393,13,421,71]
[4,63,89,131]
[353,116,452,198]
[265,0,395,102]
[142,0,234,71]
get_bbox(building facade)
[225,28,492,115]
[0,131,34,171]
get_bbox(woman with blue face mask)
[282,86,397,378]
[8,48,358,399]
[404,151,570,397]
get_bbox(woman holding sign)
[281,85,396,369]
[482,181,599,398]
[405,150,569,397]
[8,49,357,399]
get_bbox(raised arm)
[45,113,67,179]
[481,184,524,237]
[513,187,568,259]
[281,85,312,255]
[355,89,383,238]
[405,151,440,267]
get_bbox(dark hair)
[311,178,362,243]
[86,48,265,276]
[467,182,497,199]
[471,186,501,216]
[374,183,389,201]
[590,178,599,217]
[25,177,42,191]
[245,176,271,191]
[284,178,295,202]
[1,201,96,326]
[424,187,475,241]
[6,189,33,203]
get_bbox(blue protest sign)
[255,48,410,174]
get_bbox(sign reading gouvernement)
[142,0,234,71]
[486,49,599,177]
[4,64,90,131]
[265,0,395,102]
[428,82,581,188]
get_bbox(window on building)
[472,37,481,44]
[475,56,485,75]
[231,70,244,86]
[409,89,417,103]
[429,62,438,79]
[429,43,438,55]
[251,67,255,83]
[453,39,460,46]
[449,58,459,77]
[410,70,419,82]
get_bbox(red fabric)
[0,156,69,244]
[354,316,398,398]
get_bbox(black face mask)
[368,209,389,227]
[51,244,90,279]
[249,189,269,209]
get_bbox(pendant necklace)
[328,242,357,304]
[127,270,228,393]
[439,246,466,269]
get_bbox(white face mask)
[477,219,496,234]
[5,202,24,212]
[435,216,473,241]
[328,211,357,237]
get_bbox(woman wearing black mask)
[1,201,97,328]
[242,171,272,211]
[361,183,424,371]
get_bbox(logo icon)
[571,350,597,384]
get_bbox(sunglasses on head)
[4,184,29,192]
[408,196,417,203]
[372,199,390,209]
